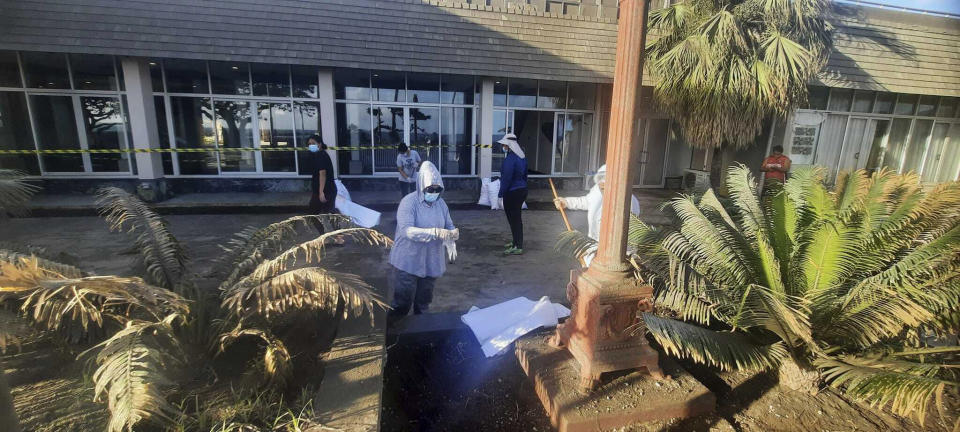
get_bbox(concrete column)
[120,57,164,180]
[479,78,494,179]
[318,68,339,177]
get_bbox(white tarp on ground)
[334,180,381,228]
[461,296,571,357]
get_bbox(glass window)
[827,88,852,111]
[0,51,22,88]
[373,71,405,103]
[895,94,918,115]
[335,103,372,175]
[873,92,895,114]
[936,97,957,118]
[291,65,319,98]
[508,78,537,108]
[164,59,209,94]
[293,101,322,175]
[491,109,511,170]
[257,102,295,172]
[493,78,507,106]
[149,60,164,92]
[917,95,937,117]
[851,90,874,113]
[407,73,440,104]
[214,100,255,171]
[807,87,829,110]
[70,54,118,91]
[29,95,83,172]
[513,110,552,173]
[934,124,960,182]
[169,96,216,174]
[921,122,951,183]
[556,113,592,174]
[882,118,912,171]
[0,92,39,174]
[153,96,173,175]
[80,97,129,172]
[334,69,370,100]
[371,105,405,173]
[22,52,70,89]
[441,107,473,174]
[900,119,933,175]
[408,107,439,169]
[441,75,474,105]
[209,62,250,95]
[252,64,290,97]
[537,80,566,109]
[567,82,596,110]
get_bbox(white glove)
[406,226,440,242]
[435,228,459,242]
[444,240,457,262]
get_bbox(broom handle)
[549,178,573,232]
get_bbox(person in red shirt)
[761,145,791,185]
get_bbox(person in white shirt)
[396,143,422,199]
[553,165,641,265]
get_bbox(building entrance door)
[635,118,671,188]
[838,117,889,175]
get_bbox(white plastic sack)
[461,296,571,357]
[477,177,492,206]
[485,180,527,210]
[334,179,351,202]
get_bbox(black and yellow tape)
[0,144,496,155]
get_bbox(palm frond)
[218,327,292,387]
[0,249,87,279]
[97,187,186,289]
[644,313,788,371]
[83,315,184,432]
[0,169,40,218]
[554,230,597,262]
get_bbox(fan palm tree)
[557,166,960,424]
[646,0,832,187]
[0,169,39,218]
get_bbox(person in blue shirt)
[497,133,528,255]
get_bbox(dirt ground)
[0,209,585,313]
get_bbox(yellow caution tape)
[0,144,495,155]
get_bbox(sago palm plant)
[557,165,960,425]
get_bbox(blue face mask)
[424,192,440,203]
[308,144,320,153]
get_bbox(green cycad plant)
[631,165,958,424]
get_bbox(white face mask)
[308,144,320,153]
[424,192,440,203]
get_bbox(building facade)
[0,0,957,195]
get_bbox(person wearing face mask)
[396,143,422,199]
[303,135,338,231]
[497,133,528,255]
[553,165,640,265]
[388,161,458,319]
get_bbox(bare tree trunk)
[710,144,736,196]
[0,367,21,432]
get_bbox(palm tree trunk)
[0,366,21,432]
[711,143,736,196]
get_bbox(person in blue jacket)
[497,133,528,255]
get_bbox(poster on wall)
[790,112,827,165]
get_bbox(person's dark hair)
[307,134,326,150]
[397,143,408,153]
[772,145,784,153]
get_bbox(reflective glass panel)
[567,82,595,110]
[441,107,472,174]
[895,94,918,115]
[827,88,852,111]
[0,92,39,174]
[294,101,321,174]
[0,51,22,87]
[409,107,439,169]
[513,110,551,173]
[214,100,256,172]
[80,97,129,172]
[149,60,164,92]
[258,102,295,172]
[210,62,251,95]
[807,86,829,110]
[901,119,933,175]
[851,90,874,113]
[556,113,591,174]
[508,78,537,108]
[170,96,216,174]
[873,92,896,114]
[936,97,958,118]
[538,80,566,109]
[22,52,70,89]
[917,95,938,117]
[882,118,912,171]
[252,64,290,97]
[164,59,209,94]
[921,122,951,183]
[335,103,372,175]
[935,124,960,182]
[70,54,118,91]
[291,65,319,98]
[372,105,405,172]
[492,109,510,171]
[441,75,474,105]
[493,78,507,106]
[373,71,405,103]
[29,95,83,171]
[334,69,370,100]
[154,96,173,175]
[407,73,440,104]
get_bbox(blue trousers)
[390,268,436,317]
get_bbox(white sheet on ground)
[461,296,571,357]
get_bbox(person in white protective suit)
[387,161,459,318]
[553,165,640,265]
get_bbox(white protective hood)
[497,133,526,159]
[416,161,444,202]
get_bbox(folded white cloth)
[461,296,571,357]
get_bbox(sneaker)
[504,242,514,249]
[504,246,524,255]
